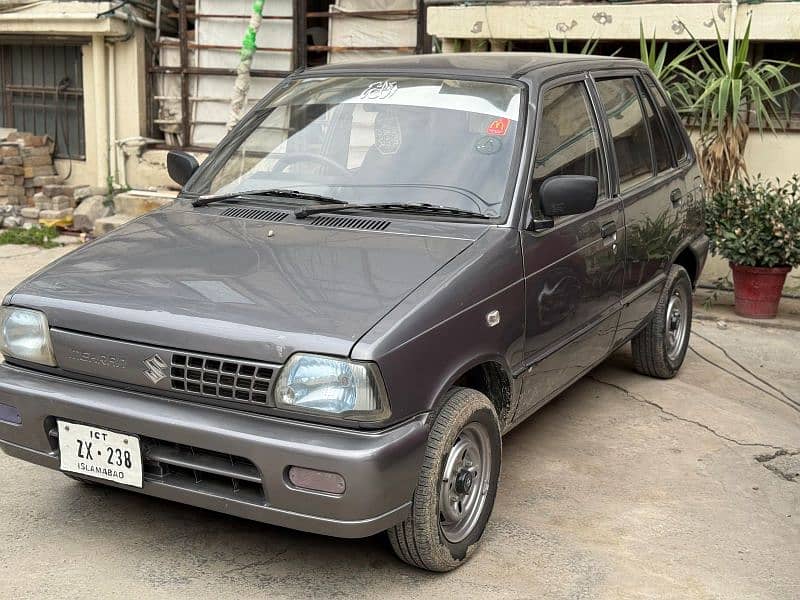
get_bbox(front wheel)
[632,264,693,379]
[387,387,501,572]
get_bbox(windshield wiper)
[192,189,348,208]
[294,202,491,220]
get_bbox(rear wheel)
[632,264,693,379]
[387,387,501,572]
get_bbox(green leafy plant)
[689,18,800,193]
[0,225,60,248]
[706,176,800,268]
[701,274,733,310]
[547,36,601,55]
[546,36,623,57]
[638,22,702,113]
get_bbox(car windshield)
[187,76,523,218]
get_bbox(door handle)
[600,221,617,238]
[670,188,682,205]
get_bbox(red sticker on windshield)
[487,117,510,136]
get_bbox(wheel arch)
[430,355,516,430]
[672,244,699,288]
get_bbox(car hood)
[9,207,483,363]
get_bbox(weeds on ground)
[702,275,733,310]
[0,226,60,248]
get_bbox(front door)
[515,78,624,420]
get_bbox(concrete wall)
[744,132,800,183]
[427,2,800,42]
[683,130,800,184]
[75,30,149,187]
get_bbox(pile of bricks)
[28,184,79,225]
[0,131,70,228]
[0,130,118,234]
[0,143,25,212]
[6,132,59,200]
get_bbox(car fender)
[352,228,526,427]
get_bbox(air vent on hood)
[308,215,390,231]
[221,207,288,222]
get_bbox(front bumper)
[0,362,429,538]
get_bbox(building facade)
[0,1,150,187]
[426,0,800,182]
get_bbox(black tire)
[632,264,693,379]
[387,387,501,572]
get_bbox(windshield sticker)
[374,112,402,155]
[487,117,510,136]
[474,136,502,155]
[361,80,398,100]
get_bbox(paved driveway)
[1,245,798,599]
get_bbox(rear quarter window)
[646,79,688,163]
[640,85,672,173]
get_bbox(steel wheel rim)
[665,288,688,361]
[439,422,492,544]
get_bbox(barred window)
[0,44,85,158]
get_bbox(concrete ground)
[0,244,798,599]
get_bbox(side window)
[646,79,688,162]
[640,83,672,173]
[531,81,605,211]
[595,78,654,192]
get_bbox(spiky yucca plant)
[547,36,603,55]
[638,22,702,113]
[690,19,800,193]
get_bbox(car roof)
[303,52,645,79]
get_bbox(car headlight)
[0,306,57,366]
[273,354,390,421]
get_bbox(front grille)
[142,437,266,505]
[170,352,276,405]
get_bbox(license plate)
[57,421,143,488]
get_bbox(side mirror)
[167,150,199,187]
[540,175,598,218]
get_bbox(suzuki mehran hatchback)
[0,53,707,571]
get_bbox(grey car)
[0,53,707,571]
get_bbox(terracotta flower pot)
[729,262,791,319]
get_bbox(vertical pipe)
[155,0,163,42]
[178,0,191,147]
[293,0,307,69]
[416,0,427,54]
[107,42,118,186]
[91,34,109,188]
[727,0,738,72]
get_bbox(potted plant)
[681,18,800,317]
[705,176,800,318]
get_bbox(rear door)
[592,74,685,344]
[515,76,624,420]
[644,76,705,242]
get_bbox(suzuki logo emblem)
[142,354,168,384]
